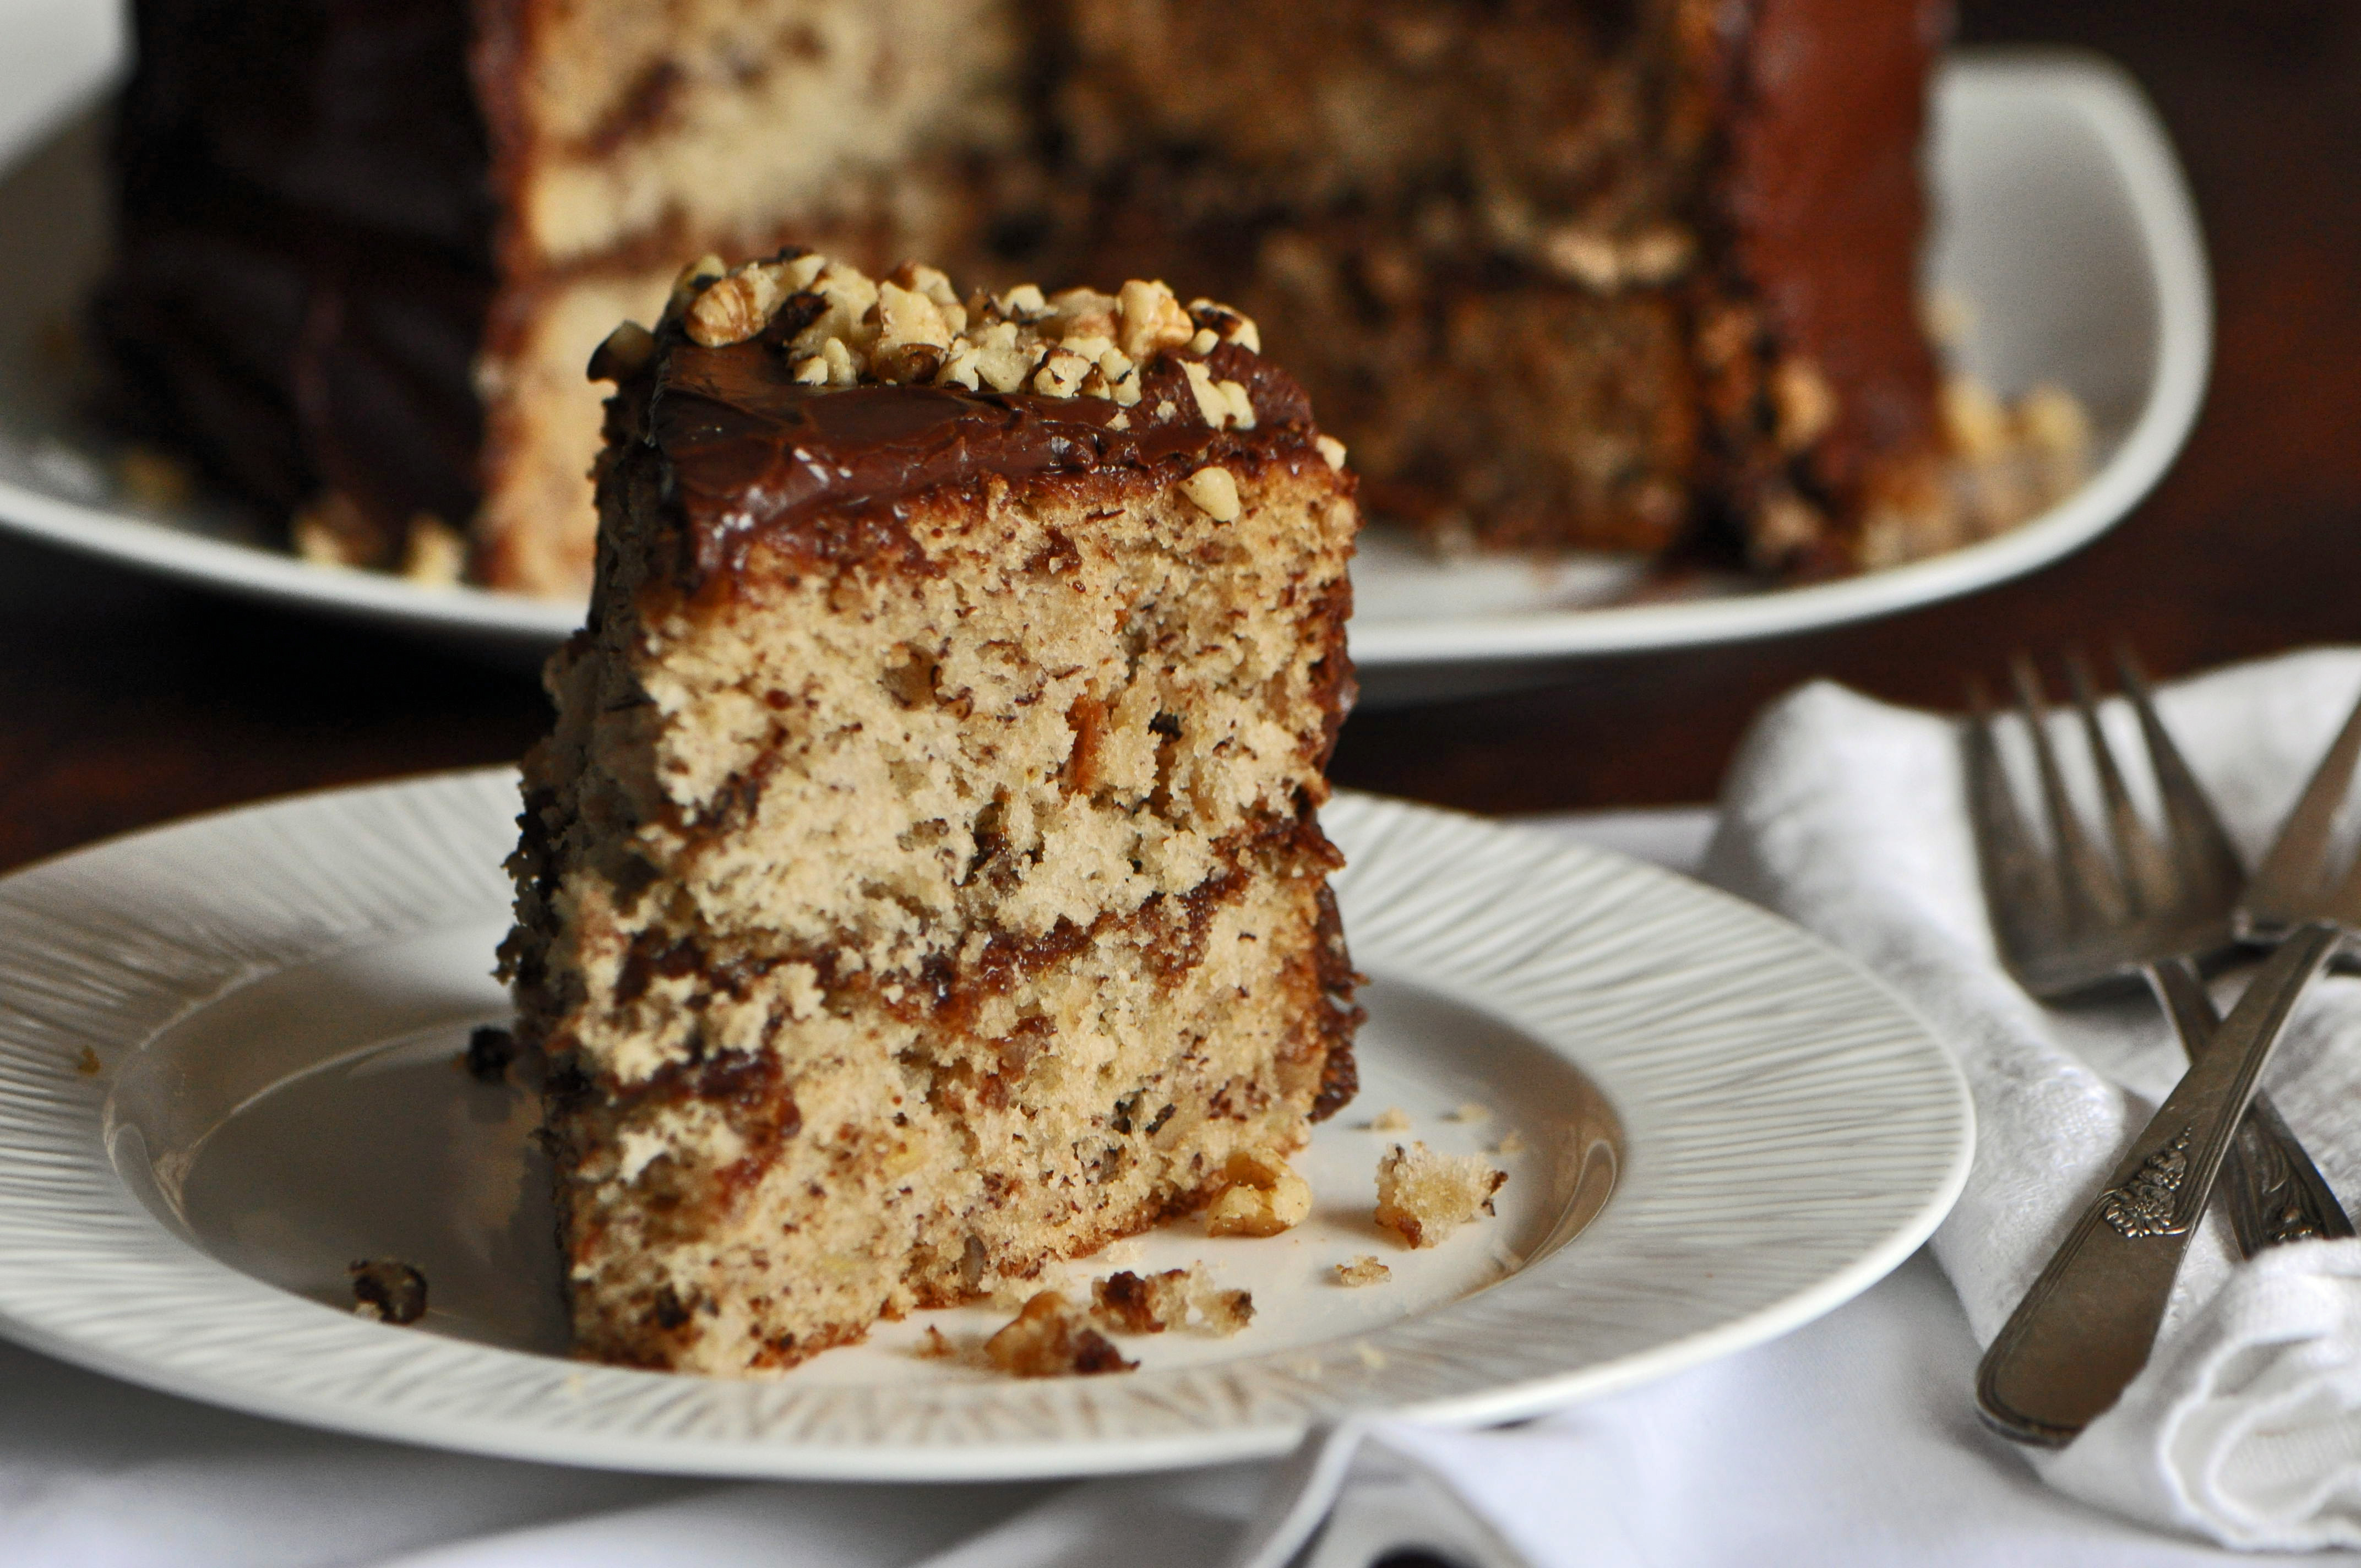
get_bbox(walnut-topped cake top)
[589,250,1352,582]
[596,251,1281,435]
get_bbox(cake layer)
[547,845,1350,1372]
[475,0,1024,271]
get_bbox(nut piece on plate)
[349,1259,428,1324]
[1374,1142,1508,1248]
[984,1291,1137,1378]
[1205,1148,1314,1237]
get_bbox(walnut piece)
[984,1291,1136,1378]
[1374,1142,1507,1249]
[1206,1148,1312,1237]
[1180,466,1242,522]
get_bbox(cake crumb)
[349,1259,428,1325]
[1335,1255,1391,1288]
[1446,1102,1491,1123]
[984,1291,1136,1378]
[1495,1130,1528,1156]
[916,1325,960,1360]
[1090,1265,1254,1336]
[1205,1148,1312,1237]
[1355,1341,1388,1370]
[74,1046,101,1077]
[1098,1238,1146,1267]
[1375,1142,1508,1248]
[1369,1108,1412,1132]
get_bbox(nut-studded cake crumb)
[984,1291,1137,1378]
[1374,1142,1508,1248]
[1089,1264,1254,1336]
[1335,1255,1391,1288]
[1205,1148,1314,1238]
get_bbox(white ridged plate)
[0,774,1968,1478]
[0,25,2202,693]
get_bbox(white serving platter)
[0,21,2202,694]
[0,775,1970,1479]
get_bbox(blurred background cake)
[90,0,1956,597]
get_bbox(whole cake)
[93,0,1955,594]
[502,254,1362,1372]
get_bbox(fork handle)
[1977,923,2341,1446]
[2150,957,2355,1254]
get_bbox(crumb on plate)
[1374,1142,1508,1249]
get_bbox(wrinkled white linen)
[1699,648,2361,1549]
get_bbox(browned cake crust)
[503,257,1361,1373]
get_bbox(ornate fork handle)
[1978,923,2341,1446]
[2151,957,2354,1253]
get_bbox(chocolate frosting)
[1716,0,1948,499]
[643,337,1320,579]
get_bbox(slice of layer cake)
[502,254,1363,1373]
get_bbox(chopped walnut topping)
[1315,435,1348,471]
[650,253,1263,421]
[1336,1255,1391,1288]
[1374,1142,1508,1249]
[1117,279,1194,358]
[1180,466,1242,522]
[1206,1147,1312,1237]
[1089,1265,1254,1336]
[984,1290,1136,1377]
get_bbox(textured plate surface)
[0,773,1970,1479]
[0,26,2202,677]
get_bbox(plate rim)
[0,771,1971,1479]
[0,50,2202,667]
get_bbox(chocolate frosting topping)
[643,338,1319,578]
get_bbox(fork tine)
[2116,650,2245,914]
[2066,651,2171,918]
[1965,677,2065,972]
[2246,679,2361,933]
[2011,654,2126,930]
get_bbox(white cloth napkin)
[1694,645,2361,1550]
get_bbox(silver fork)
[2243,685,2361,941]
[1965,653,2347,1445]
[1965,651,2350,1255]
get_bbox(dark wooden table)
[4,0,2357,872]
